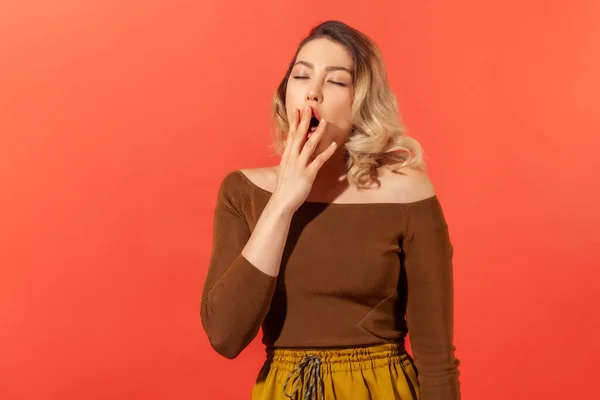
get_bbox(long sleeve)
[200,172,278,359]
[402,197,461,399]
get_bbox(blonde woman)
[201,20,461,400]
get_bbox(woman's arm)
[201,107,336,358]
[402,196,461,399]
[200,172,294,359]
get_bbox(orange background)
[1,1,599,399]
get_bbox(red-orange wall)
[1,1,599,399]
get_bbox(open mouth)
[309,115,320,132]
[308,108,320,132]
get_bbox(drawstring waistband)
[267,343,409,399]
[282,354,324,400]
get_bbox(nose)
[305,85,322,103]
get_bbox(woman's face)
[285,38,355,155]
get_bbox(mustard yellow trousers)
[252,343,420,400]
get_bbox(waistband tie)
[282,354,324,400]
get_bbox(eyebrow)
[293,60,353,76]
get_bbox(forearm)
[241,197,294,277]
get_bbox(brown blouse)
[201,170,461,399]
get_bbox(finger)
[282,108,298,163]
[298,119,326,164]
[306,141,337,176]
[289,107,300,134]
[291,106,313,154]
[284,108,298,145]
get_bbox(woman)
[201,20,461,399]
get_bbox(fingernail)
[304,105,310,112]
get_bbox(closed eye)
[292,76,347,87]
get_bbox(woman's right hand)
[271,105,338,214]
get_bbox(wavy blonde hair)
[269,20,426,189]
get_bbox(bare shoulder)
[380,166,436,204]
[238,166,277,192]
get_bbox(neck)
[311,148,349,192]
